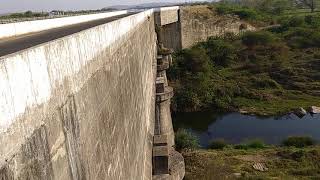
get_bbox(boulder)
[239,109,249,114]
[293,107,307,118]
[309,106,320,114]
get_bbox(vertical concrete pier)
[152,7,185,179]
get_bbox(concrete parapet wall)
[0,10,128,39]
[180,5,255,48]
[155,6,179,26]
[0,6,188,179]
[0,9,157,179]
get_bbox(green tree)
[294,0,318,12]
[242,31,276,47]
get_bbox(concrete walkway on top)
[0,13,135,57]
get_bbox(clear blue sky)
[0,0,207,14]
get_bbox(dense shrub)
[251,76,281,89]
[203,38,237,67]
[242,31,276,47]
[176,47,212,75]
[305,15,320,27]
[215,5,235,15]
[214,4,261,20]
[247,140,267,149]
[169,46,216,111]
[233,8,259,20]
[282,136,315,148]
[286,16,305,27]
[234,144,249,150]
[2,11,49,19]
[284,28,320,48]
[175,129,200,151]
[209,139,228,149]
[234,139,266,149]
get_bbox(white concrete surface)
[0,9,154,133]
[155,6,180,26]
[0,10,128,39]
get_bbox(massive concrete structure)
[0,5,253,180]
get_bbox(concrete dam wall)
[0,5,252,179]
[0,10,160,179]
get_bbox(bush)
[234,139,266,149]
[203,38,236,67]
[215,5,235,15]
[180,47,213,74]
[282,136,315,148]
[242,31,276,47]
[175,129,199,151]
[247,140,266,149]
[234,8,259,20]
[252,76,281,89]
[305,15,320,27]
[234,144,249,150]
[214,4,260,21]
[286,16,305,27]
[284,28,320,48]
[209,139,228,150]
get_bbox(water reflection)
[173,111,320,147]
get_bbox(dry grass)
[183,146,320,180]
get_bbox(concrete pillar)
[155,53,175,147]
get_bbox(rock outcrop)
[294,107,307,118]
[309,106,320,114]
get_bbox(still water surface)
[173,111,320,147]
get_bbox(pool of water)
[173,111,320,147]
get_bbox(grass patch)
[208,139,228,150]
[282,136,316,148]
[235,139,267,150]
[175,129,200,151]
[183,146,320,180]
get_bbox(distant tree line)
[218,0,320,13]
[0,8,118,20]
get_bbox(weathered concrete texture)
[74,18,157,179]
[158,22,181,51]
[0,10,157,180]
[180,5,255,48]
[0,125,57,180]
[156,100,174,147]
[155,7,179,26]
[168,149,185,180]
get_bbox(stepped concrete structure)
[0,5,253,180]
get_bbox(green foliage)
[234,8,260,20]
[0,11,49,19]
[270,0,291,15]
[215,4,261,20]
[175,129,200,151]
[215,4,236,15]
[184,146,320,180]
[305,14,320,27]
[284,27,320,48]
[209,139,228,149]
[169,5,320,114]
[247,139,267,149]
[202,37,237,67]
[242,31,277,47]
[251,76,281,89]
[286,16,306,27]
[169,47,215,111]
[234,144,249,150]
[282,136,316,148]
[234,139,267,149]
